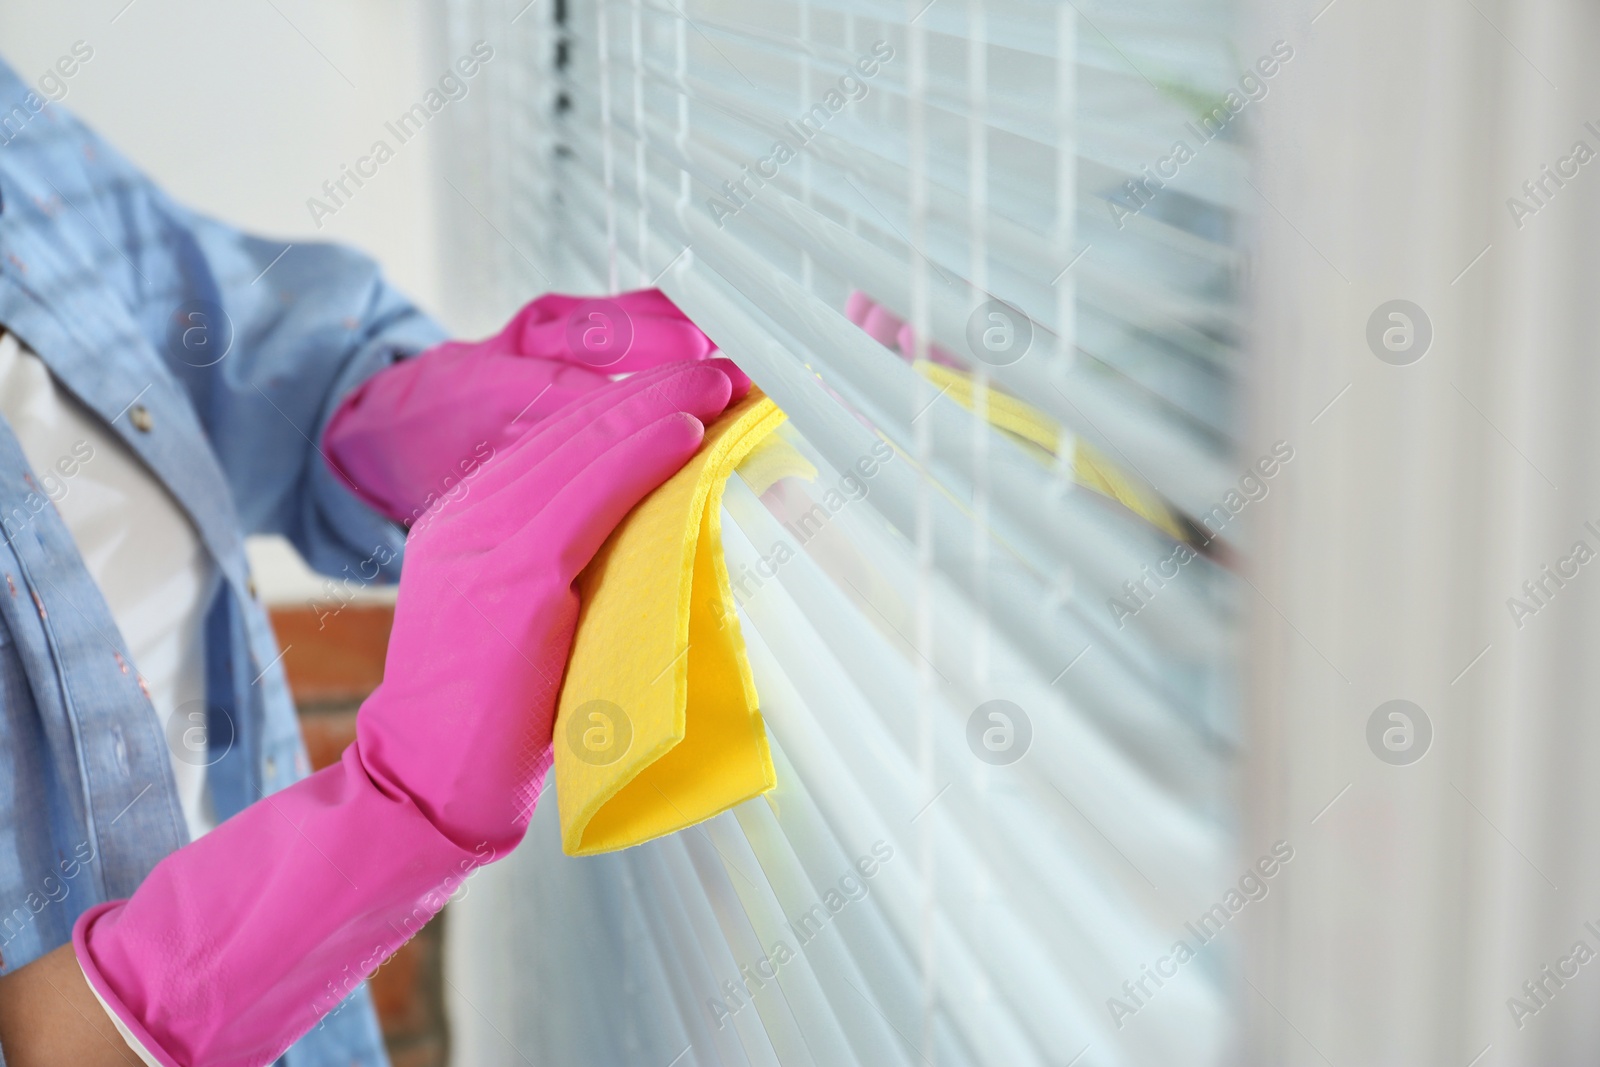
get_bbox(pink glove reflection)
[844,289,964,369]
[325,288,722,524]
[75,362,746,1067]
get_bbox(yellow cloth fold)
[735,432,817,493]
[553,389,784,855]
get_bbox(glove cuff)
[72,742,492,1067]
[74,938,175,1067]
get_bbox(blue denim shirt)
[0,58,446,1066]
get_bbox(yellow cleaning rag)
[553,388,786,855]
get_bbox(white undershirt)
[0,331,218,841]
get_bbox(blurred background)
[0,0,441,605]
[7,0,1598,1063]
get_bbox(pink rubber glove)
[74,361,746,1067]
[325,288,721,525]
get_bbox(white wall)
[0,0,454,602]
[0,0,443,301]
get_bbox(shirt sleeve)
[39,107,448,582]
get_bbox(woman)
[0,56,739,1066]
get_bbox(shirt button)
[264,756,277,778]
[129,405,154,432]
[247,576,258,598]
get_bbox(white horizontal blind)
[437,1,1246,1064]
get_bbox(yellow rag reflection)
[553,389,785,855]
[912,360,1187,541]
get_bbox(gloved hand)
[74,361,747,1067]
[324,288,720,525]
